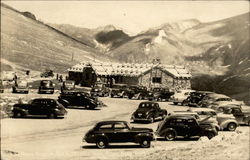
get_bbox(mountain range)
[1,3,249,103]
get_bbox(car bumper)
[39,89,54,93]
[131,117,150,121]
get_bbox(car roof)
[167,115,196,120]
[207,94,230,98]
[140,101,158,104]
[96,121,127,125]
[172,111,198,115]
[32,98,55,101]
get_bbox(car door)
[97,123,114,141]
[186,118,201,137]
[112,122,132,142]
[174,119,189,136]
[29,99,43,115]
[154,104,161,118]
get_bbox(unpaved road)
[1,93,250,160]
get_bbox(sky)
[3,1,250,35]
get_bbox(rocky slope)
[0,3,114,74]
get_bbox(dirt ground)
[1,92,249,160]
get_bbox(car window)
[175,119,186,126]
[32,99,42,105]
[187,119,197,126]
[114,123,127,130]
[232,108,241,114]
[99,124,113,130]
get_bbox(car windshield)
[41,81,52,85]
[65,81,74,86]
[17,81,28,87]
[95,83,103,88]
[153,88,161,92]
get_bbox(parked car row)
[90,83,175,101]
[84,100,250,149]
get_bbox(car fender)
[219,119,238,130]
[134,133,153,143]
[58,99,70,106]
[160,128,177,137]
[93,133,109,143]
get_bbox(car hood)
[131,127,153,132]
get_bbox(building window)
[152,77,162,83]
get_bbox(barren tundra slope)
[0,4,113,73]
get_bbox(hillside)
[0,3,113,74]
[50,13,250,103]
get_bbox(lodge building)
[67,62,192,90]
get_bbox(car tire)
[165,131,176,141]
[48,113,57,119]
[96,138,108,149]
[227,123,237,131]
[140,139,151,148]
[205,132,215,139]
[13,112,22,118]
[248,120,250,126]
[173,102,178,105]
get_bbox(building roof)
[67,62,192,78]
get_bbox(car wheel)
[96,138,108,149]
[111,94,114,98]
[140,139,151,148]
[248,120,250,126]
[13,112,22,118]
[173,102,178,105]
[205,132,215,139]
[227,123,237,131]
[165,131,176,141]
[48,113,57,119]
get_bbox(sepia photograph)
[0,1,249,160]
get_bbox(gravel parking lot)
[1,92,249,160]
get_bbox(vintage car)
[155,115,218,140]
[12,80,29,94]
[83,121,154,148]
[126,85,149,99]
[110,84,128,98]
[38,80,55,94]
[61,80,75,93]
[170,89,195,105]
[209,101,242,111]
[184,91,214,107]
[12,98,67,118]
[169,110,220,131]
[90,82,110,97]
[221,106,250,126]
[0,80,4,93]
[58,91,101,109]
[131,102,167,123]
[40,69,54,78]
[188,108,238,131]
[199,94,232,108]
[148,87,174,101]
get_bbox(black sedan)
[58,91,101,109]
[131,102,167,123]
[83,121,154,148]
